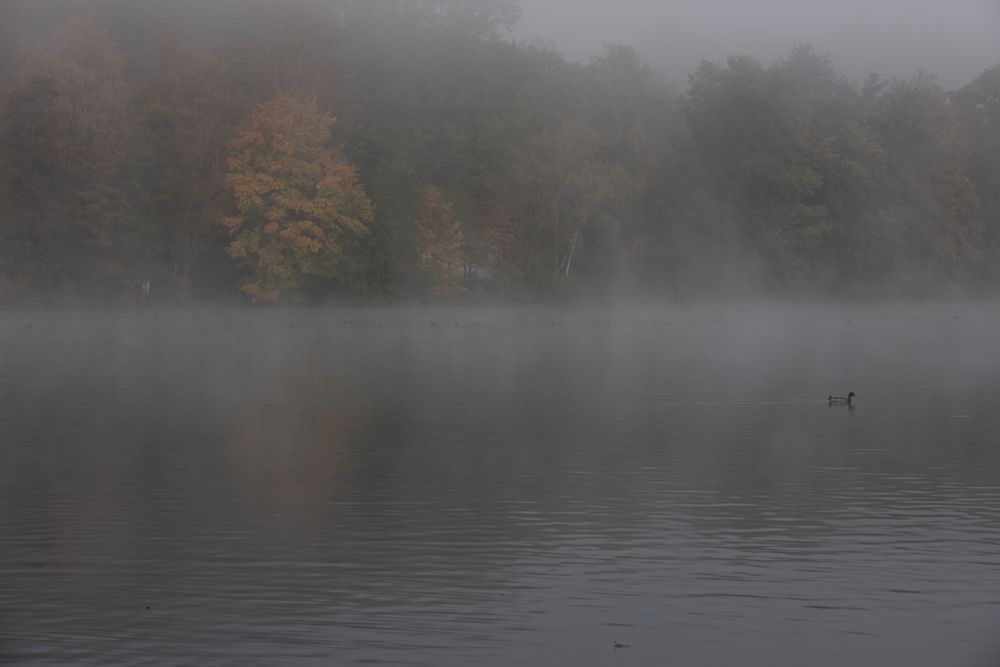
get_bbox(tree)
[0,77,66,290]
[330,24,569,297]
[0,18,132,293]
[954,64,1000,278]
[586,45,652,146]
[511,120,644,286]
[415,185,464,296]
[135,38,245,297]
[872,74,981,279]
[222,95,373,302]
[225,2,340,105]
[682,49,891,288]
[583,45,682,290]
[683,55,831,283]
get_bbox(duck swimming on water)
[828,392,855,405]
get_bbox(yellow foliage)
[416,185,465,296]
[222,95,373,301]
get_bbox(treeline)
[0,0,998,302]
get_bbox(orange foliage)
[416,185,464,296]
[223,95,373,301]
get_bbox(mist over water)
[2,304,999,666]
[3,3,1000,665]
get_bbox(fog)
[4,3,1000,664]
[517,0,1000,87]
[3,304,1000,665]
[2,0,999,303]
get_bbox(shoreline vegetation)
[1,1,998,305]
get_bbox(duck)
[828,392,855,405]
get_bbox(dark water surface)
[2,304,999,666]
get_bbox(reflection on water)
[1,305,999,666]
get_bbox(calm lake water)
[1,304,999,666]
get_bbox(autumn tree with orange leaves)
[222,95,373,302]
[416,185,465,296]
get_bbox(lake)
[1,304,999,666]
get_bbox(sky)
[514,0,1000,88]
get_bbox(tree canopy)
[0,0,998,301]
[223,95,373,302]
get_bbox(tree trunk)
[564,226,581,277]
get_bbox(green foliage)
[683,54,838,284]
[869,74,981,287]
[954,65,1000,282]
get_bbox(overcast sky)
[514,0,1000,88]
